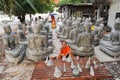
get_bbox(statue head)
[62,19,66,24]
[85,18,89,23]
[26,20,31,25]
[40,18,46,25]
[82,17,86,22]
[4,24,11,34]
[66,19,72,26]
[32,23,41,34]
[72,17,76,21]
[95,18,103,26]
[114,17,120,30]
[76,17,82,22]
[99,23,104,28]
[69,17,72,20]
[88,17,92,22]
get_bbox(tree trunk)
[18,15,25,24]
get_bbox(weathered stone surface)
[100,18,120,57]
[26,23,53,62]
[2,24,26,64]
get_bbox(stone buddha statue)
[100,18,120,58]
[70,22,94,56]
[39,21,53,47]
[26,20,33,34]
[93,18,104,46]
[57,18,67,35]
[2,24,26,64]
[66,21,80,44]
[26,23,53,62]
[58,19,72,41]
[17,24,28,45]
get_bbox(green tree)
[58,0,94,6]
[0,0,54,23]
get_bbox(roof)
[60,3,93,7]
[58,3,94,12]
[93,0,111,5]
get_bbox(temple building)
[58,3,94,18]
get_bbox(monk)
[58,41,73,59]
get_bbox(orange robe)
[51,16,56,29]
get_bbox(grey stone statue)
[17,24,28,45]
[100,18,120,58]
[26,20,33,34]
[66,21,81,44]
[93,18,104,46]
[39,21,53,47]
[2,24,26,64]
[26,23,53,62]
[70,22,94,56]
[57,18,67,35]
[58,19,72,41]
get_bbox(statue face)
[4,25,11,34]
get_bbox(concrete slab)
[95,46,120,62]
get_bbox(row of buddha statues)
[2,18,53,63]
[2,16,120,64]
[57,17,120,58]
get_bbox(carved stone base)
[26,47,53,62]
[66,39,75,44]
[72,50,94,56]
[5,46,26,64]
[70,45,94,56]
[19,40,28,46]
[100,45,120,58]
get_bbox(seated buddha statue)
[17,23,28,45]
[57,18,67,35]
[66,21,81,44]
[70,22,94,56]
[39,22,53,47]
[58,19,72,41]
[26,20,33,34]
[93,18,104,46]
[2,24,26,64]
[26,23,53,62]
[100,18,120,58]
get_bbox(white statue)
[90,67,95,76]
[85,57,91,69]
[62,56,67,61]
[66,55,72,62]
[77,63,82,72]
[63,63,67,72]
[71,61,75,69]
[46,58,53,66]
[45,56,49,64]
[54,66,62,78]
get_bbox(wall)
[108,0,120,29]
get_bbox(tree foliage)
[58,0,94,6]
[58,0,84,6]
[0,0,54,16]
